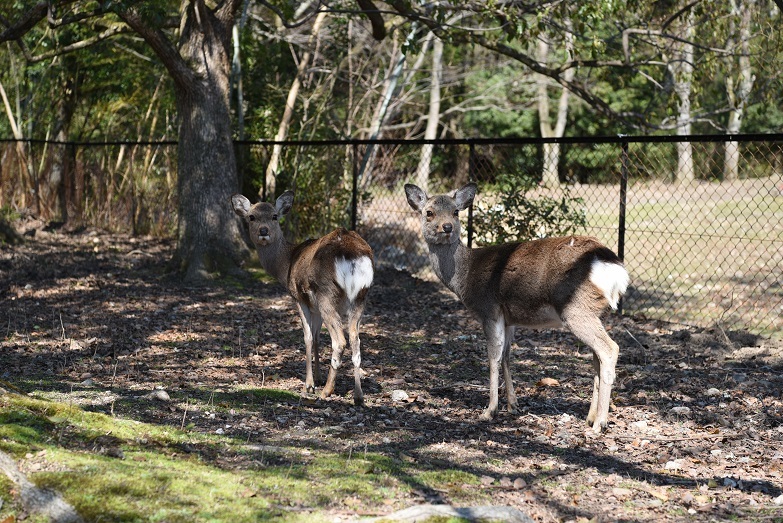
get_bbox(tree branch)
[0,1,48,42]
[113,6,194,90]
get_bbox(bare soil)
[2,225,783,522]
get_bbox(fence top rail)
[2,133,783,147]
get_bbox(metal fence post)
[467,141,475,248]
[351,143,358,231]
[618,140,629,315]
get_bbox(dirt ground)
[2,224,783,522]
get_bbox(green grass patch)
[0,392,489,522]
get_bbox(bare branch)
[355,0,387,40]
[24,25,132,63]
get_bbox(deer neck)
[428,240,471,299]
[256,239,295,284]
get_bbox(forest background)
[1,0,782,280]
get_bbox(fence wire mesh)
[2,136,781,337]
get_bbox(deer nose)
[259,227,269,236]
[442,223,453,234]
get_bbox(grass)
[0,392,492,522]
[574,183,783,338]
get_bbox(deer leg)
[586,352,600,426]
[310,311,323,385]
[565,314,619,433]
[480,316,505,421]
[296,303,318,394]
[347,300,367,406]
[319,302,346,399]
[502,325,518,414]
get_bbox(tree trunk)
[724,0,755,181]
[415,33,442,192]
[172,3,247,280]
[44,73,77,223]
[668,11,695,183]
[537,26,574,188]
[117,0,247,280]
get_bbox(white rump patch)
[589,259,630,310]
[335,256,374,302]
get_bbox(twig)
[181,399,189,430]
[613,432,736,442]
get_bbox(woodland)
[1,1,783,522]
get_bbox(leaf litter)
[1,228,783,522]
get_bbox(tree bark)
[537,25,574,188]
[116,0,248,280]
[667,11,695,183]
[724,0,755,181]
[415,33,442,192]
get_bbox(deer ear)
[454,183,476,211]
[276,190,294,215]
[404,184,427,212]
[231,194,251,217]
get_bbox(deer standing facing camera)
[231,191,374,405]
[405,182,629,432]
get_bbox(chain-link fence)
[237,136,783,338]
[2,136,781,337]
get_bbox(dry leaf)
[536,377,559,387]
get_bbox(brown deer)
[405,183,629,432]
[231,191,374,405]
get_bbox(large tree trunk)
[43,72,77,223]
[171,2,247,280]
[118,0,247,280]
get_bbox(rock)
[390,390,409,402]
[371,504,535,523]
[773,494,783,505]
[146,389,170,402]
[670,406,691,416]
[706,387,721,397]
[612,487,633,497]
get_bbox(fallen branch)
[0,450,84,523]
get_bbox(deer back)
[465,236,623,325]
[288,228,374,309]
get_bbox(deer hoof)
[479,408,496,421]
[304,384,316,395]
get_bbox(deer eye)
[426,210,433,218]
[453,210,459,217]
[272,214,278,221]
[248,215,256,222]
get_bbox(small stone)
[612,487,633,497]
[147,389,170,402]
[480,475,494,486]
[390,390,409,402]
[670,406,691,416]
[665,460,683,470]
[773,494,783,505]
[499,477,512,487]
[513,478,527,489]
[631,420,648,430]
[706,388,721,397]
[215,428,224,435]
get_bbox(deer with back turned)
[405,183,629,432]
[231,191,374,405]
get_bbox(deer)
[231,191,374,405]
[405,182,630,433]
